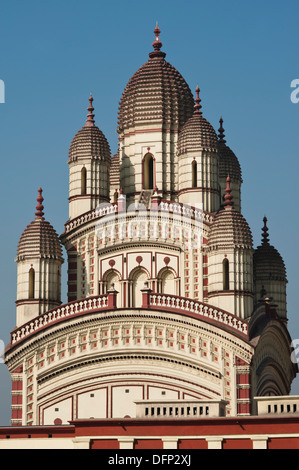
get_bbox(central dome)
[117,26,194,133]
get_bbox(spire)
[224,176,233,208]
[261,216,270,245]
[218,116,226,143]
[84,93,95,127]
[149,23,166,59]
[35,187,44,219]
[194,85,202,115]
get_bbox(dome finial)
[85,93,95,127]
[218,116,226,143]
[194,85,202,115]
[35,187,44,219]
[262,216,270,245]
[224,176,233,208]
[149,24,166,59]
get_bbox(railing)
[135,400,227,419]
[255,396,299,416]
[10,289,248,347]
[63,199,214,235]
[11,294,110,345]
[145,292,249,337]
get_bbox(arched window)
[160,269,176,295]
[192,160,197,188]
[81,167,87,195]
[29,268,35,299]
[143,154,154,190]
[132,269,148,308]
[104,271,121,307]
[223,258,229,290]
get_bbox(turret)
[68,94,111,220]
[117,26,194,206]
[177,86,220,212]
[253,216,287,320]
[15,188,64,327]
[207,177,254,319]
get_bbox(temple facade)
[3,27,297,437]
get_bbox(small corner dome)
[253,217,287,281]
[177,86,218,156]
[68,94,111,163]
[207,177,253,249]
[16,188,64,262]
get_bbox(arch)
[103,269,121,307]
[130,267,149,308]
[143,153,155,190]
[81,167,87,195]
[223,258,229,291]
[157,267,177,295]
[192,159,197,188]
[28,268,35,299]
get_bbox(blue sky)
[0,0,299,425]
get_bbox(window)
[223,258,229,290]
[28,268,35,299]
[192,160,197,187]
[143,153,154,189]
[81,167,87,195]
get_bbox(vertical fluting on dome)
[217,117,242,212]
[116,26,194,203]
[177,86,219,212]
[68,94,111,220]
[16,188,64,327]
[253,216,287,319]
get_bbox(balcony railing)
[142,290,248,338]
[10,287,248,348]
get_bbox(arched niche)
[81,167,87,195]
[130,267,149,308]
[223,258,229,291]
[103,269,121,306]
[192,159,197,188]
[143,153,155,190]
[157,267,177,295]
[28,267,35,299]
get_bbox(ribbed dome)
[217,118,242,181]
[177,86,218,156]
[207,177,253,249]
[68,95,111,163]
[16,189,64,262]
[117,26,194,133]
[253,217,287,281]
